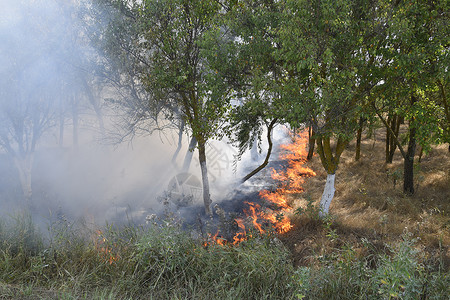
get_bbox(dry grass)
[281,129,449,269]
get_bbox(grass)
[0,214,298,299]
[0,210,448,299]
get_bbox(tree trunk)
[13,154,34,204]
[316,135,348,217]
[403,96,417,194]
[355,117,364,161]
[307,125,315,160]
[171,119,185,168]
[388,115,396,162]
[182,135,197,172]
[385,114,391,163]
[59,97,65,147]
[385,115,398,163]
[319,173,335,217]
[72,95,79,151]
[81,75,105,135]
[198,141,212,215]
[418,146,424,163]
[242,118,277,183]
[385,113,402,163]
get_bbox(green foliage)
[292,234,449,300]
[277,0,375,137]
[223,0,285,159]
[371,233,423,299]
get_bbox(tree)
[0,0,109,205]
[223,0,285,183]
[0,0,62,204]
[372,0,448,194]
[96,0,236,215]
[278,0,380,216]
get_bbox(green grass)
[0,213,448,299]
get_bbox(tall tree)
[0,0,111,205]
[96,0,236,215]
[278,0,379,216]
[224,0,285,182]
[372,0,448,194]
[0,0,63,204]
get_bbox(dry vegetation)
[282,129,449,270]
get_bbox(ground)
[279,130,449,270]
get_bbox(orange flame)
[255,130,315,234]
[95,230,120,265]
[232,218,247,245]
[207,129,315,246]
[244,202,265,233]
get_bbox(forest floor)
[0,129,448,299]
[280,130,449,270]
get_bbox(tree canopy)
[93,0,448,215]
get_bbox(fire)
[244,202,265,233]
[95,229,120,265]
[205,130,315,247]
[253,130,316,234]
[232,218,246,244]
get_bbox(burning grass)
[0,213,297,299]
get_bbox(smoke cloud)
[0,0,290,231]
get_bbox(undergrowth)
[0,213,448,299]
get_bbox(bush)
[292,233,449,300]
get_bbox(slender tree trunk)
[404,95,417,194]
[387,114,398,164]
[72,95,79,151]
[355,117,364,161]
[59,97,65,147]
[388,115,402,163]
[403,126,416,194]
[198,141,212,215]
[385,114,391,163]
[182,135,197,172]
[375,107,408,160]
[385,113,402,163]
[171,119,185,168]
[436,80,449,153]
[242,118,277,183]
[81,76,105,135]
[307,125,315,161]
[13,154,34,204]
